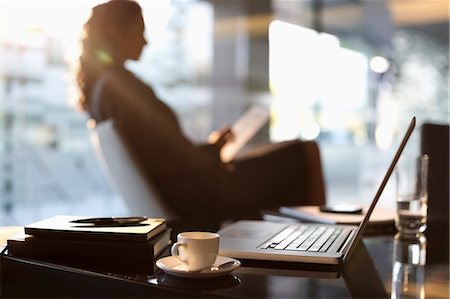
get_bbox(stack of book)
[6,215,171,274]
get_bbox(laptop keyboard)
[259,225,342,253]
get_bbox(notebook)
[278,205,395,226]
[24,215,166,242]
[218,117,416,265]
[7,228,171,260]
[274,205,396,236]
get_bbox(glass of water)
[395,154,429,235]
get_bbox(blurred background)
[1,0,449,225]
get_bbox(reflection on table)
[391,233,426,299]
[1,232,448,298]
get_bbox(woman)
[77,0,325,225]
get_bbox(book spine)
[7,241,155,260]
[8,229,171,260]
[24,222,166,242]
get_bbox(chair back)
[89,119,176,220]
[420,123,449,223]
[420,122,449,263]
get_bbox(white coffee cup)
[170,231,219,271]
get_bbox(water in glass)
[396,194,428,234]
[395,155,428,235]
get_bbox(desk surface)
[1,228,449,298]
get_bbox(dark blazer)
[88,68,323,223]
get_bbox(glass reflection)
[391,233,426,299]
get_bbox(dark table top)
[1,226,449,298]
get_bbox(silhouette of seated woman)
[76,0,325,225]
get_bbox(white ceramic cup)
[170,231,220,271]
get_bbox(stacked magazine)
[6,215,171,274]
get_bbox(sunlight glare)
[300,120,320,140]
[370,56,390,74]
[268,20,369,142]
[2,1,103,62]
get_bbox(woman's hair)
[76,0,142,111]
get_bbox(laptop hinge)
[338,230,355,254]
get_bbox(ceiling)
[387,0,448,26]
[323,0,449,28]
[214,0,449,37]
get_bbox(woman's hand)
[207,125,235,149]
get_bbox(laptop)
[218,117,416,265]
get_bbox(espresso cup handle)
[171,242,188,262]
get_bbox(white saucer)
[156,256,240,279]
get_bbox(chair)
[420,122,449,263]
[88,119,176,220]
[304,141,326,205]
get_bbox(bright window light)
[370,56,390,74]
[268,20,369,142]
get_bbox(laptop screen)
[343,117,416,261]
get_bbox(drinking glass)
[395,154,429,235]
